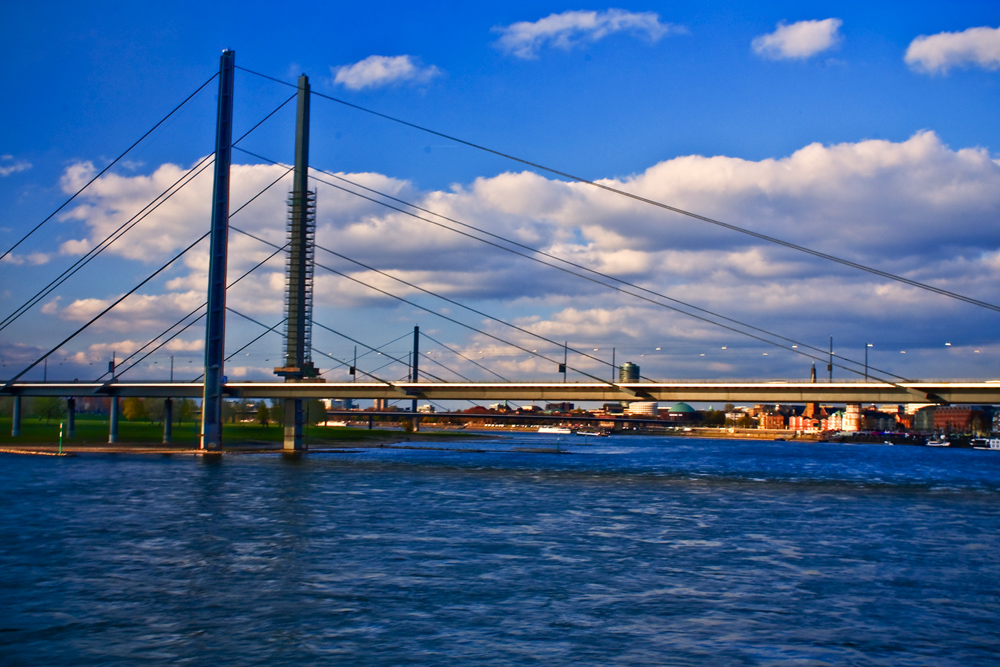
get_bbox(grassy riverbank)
[0,416,476,451]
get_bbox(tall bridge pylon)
[200,49,235,451]
[273,74,322,451]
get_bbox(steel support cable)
[418,351,474,382]
[215,312,413,385]
[357,331,412,361]
[230,227,610,384]
[366,359,400,381]
[212,309,456,384]
[225,314,282,365]
[94,174,294,381]
[319,330,415,378]
[310,241,880,382]
[309,319,450,384]
[99,270,282,382]
[239,73,1000,312]
[314,323,451,383]
[314,346,381,378]
[414,348,502,398]
[110,242,289,380]
[229,225,615,384]
[313,344,416,386]
[336,354,392,384]
[235,149,899,380]
[194,316,281,382]
[235,66,1000,314]
[414,352,513,412]
[300,168,907,382]
[186,309,286,382]
[232,216,615,376]
[315,331,417,382]
[164,306,285,382]
[241,219,905,386]
[309,171,834,364]
[3,232,211,388]
[304,165,844,363]
[421,331,510,381]
[0,155,215,333]
[314,349,357,377]
[390,369,413,383]
[413,347,517,418]
[0,97,297,335]
[111,311,207,380]
[394,350,462,384]
[237,149,909,382]
[317,330,412,378]
[134,313,208,379]
[1,73,219,264]
[220,326,365,381]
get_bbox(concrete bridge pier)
[67,397,76,438]
[109,397,119,444]
[284,399,305,452]
[163,398,173,444]
[11,396,21,437]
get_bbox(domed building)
[665,402,698,424]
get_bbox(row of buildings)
[418,400,999,435]
[742,402,998,435]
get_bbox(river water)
[2,434,999,666]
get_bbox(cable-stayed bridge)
[3,51,999,450]
[10,380,1000,405]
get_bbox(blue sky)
[2,2,999,393]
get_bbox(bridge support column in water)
[200,50,235,451]
[67,397,76,439]
[163,398,173,444]
[11,396,21,437]
[274,74,321,452]
[411,325,419,431]
[109,397,119,444]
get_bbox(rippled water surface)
[2,435,999,665]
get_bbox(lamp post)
[828,335,833,381]
[865,343,873,381]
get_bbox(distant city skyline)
[2,2,999,386]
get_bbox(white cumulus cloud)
[493,9,680,59]
[752,18,843,60]
[0,155,32,177]
[905,25,1000,74]
[32,131,1000,381]
[0,251,49,266]
[59,239,91,256]
[332,55,442,90]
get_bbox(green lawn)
[0,417,473,446]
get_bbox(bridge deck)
[3,380,1000,404]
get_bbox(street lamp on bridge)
[865,343,873,381]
